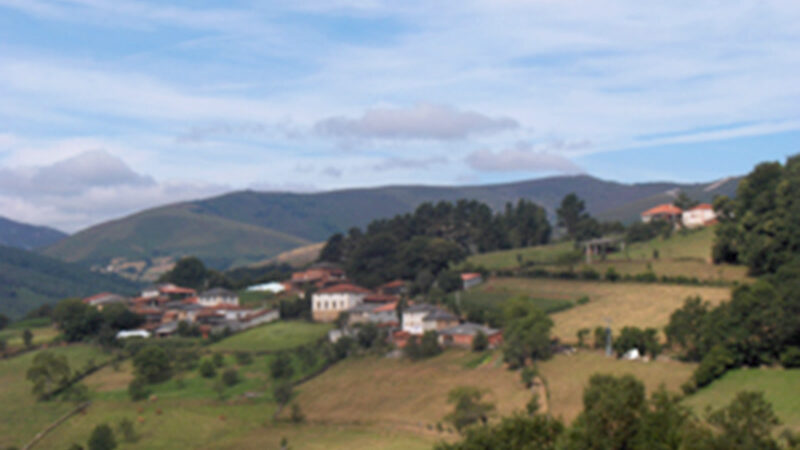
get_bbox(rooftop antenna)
[605,317,613,357]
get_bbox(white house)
[197,288,239,307]
[401,304,459,335]
[311,283,371,322]
[682,204,717,228]
[116,330,151,339]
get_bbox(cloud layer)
[466,143,584,174]
[315,104,519,140]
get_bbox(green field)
[609,227,715,261]
[210,321,332,353]
[0,325,60,350]
[0,345,112,449]
[463,240,575,270]
[684,368,800,432]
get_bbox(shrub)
[580,268,600,280]
[576,296,590,305]
[199,359,217,378]
[221,368,239,387]
[472,331,488,352]
[693,345,736,388]
[605,267,620,282]
[234,352,253,366]
[520,366,537,388]
[577,328,590,348]
[269,352,295,379]
[780,347,800,368]
[127,378,150,401]
[117,418,138,443]
[290,403,305,423]
[212,353,225,368]
[132,346,172,384]
[87,424,116,450]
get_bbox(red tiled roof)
[690,203,714,211]
[373,302,398,312]
[160,286,196,295]
[364,293,400,303]
[378,280,406,289]
[642,204,682,216]
[461,273,482,281]
[317,283,372,295]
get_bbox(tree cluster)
[438,374,796,450]
[52,299,143,344]
[319,199,551,288]
[665,271,800,391]
[502,297,554,369]
[713,154,800,275]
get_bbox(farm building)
[198,287,240,307]
[312,283,372,322]
[682,203,717,228]
[641,204,682,224]
[461,272,483,290]
[438,323,503,349]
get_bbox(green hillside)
[0,245,138,319]
[0,215,66,250]
[43,174,739,271]
[43,204,312,269]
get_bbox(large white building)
[311,283,371,322]
[401,304,459,335]
[197,288,239,307]
[682,204,717,228]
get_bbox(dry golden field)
[481,277,731,343]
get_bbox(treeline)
[158,256,293,291]
[713,154,800,275]
[665,264,800,391]
[438,375,797,450]
[318,199,551,287]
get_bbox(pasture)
[479,277,730,342]
[684,368,800,432]
[539,351,696,424]
[210,321,332,353]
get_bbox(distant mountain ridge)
[0,244,138,319]
[0,216,67,250]
[41,174,740,272]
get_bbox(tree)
[436,413,564,450]
[673,191,699,210]
[634,386,692,449]
[132,346,172,384]
[117,418,138,443]
[356,322,380,349]
[52,298,103,342]
[199,359,216,378]
[161,256,207,290]
[502,297,554,368]
[565,374,646,450]
[212,352,225,368]
[437,270,463,293]
[665,297,710,361]
[557,193,589,238]
[0,314,9,330]
[87,424,116,450]
[419,331,442,358]
[472,331,488,352]
[593,326,607,350]
[22,329,33,348]
[127,378,150,401]
[576,328,590,348]
[269,352,294,379]
[221,368,239,387]
[273,382,293,418]
[444,386,496,432]
[101,303,144,332]
[26,351,72,400]
[706,391,781,449]
[290,403,306,423]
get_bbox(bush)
[87,424,116,450]
[234,352,253,366]
[580,268,600,280]
[693,345,736,388]
[212,353,225,368]
[472,331,488,352]
[199,359,217,378]
[132,346,172,384]
[290,403,305,423]
[520,366,537,388]
[269,352,295,379]
[576,296,590,305]
[221,368,239,387]
[605,267,620,282]
[117,418,138,443]
[127,378,150,401]
[780,347,800,368]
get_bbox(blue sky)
[0,0,798,231]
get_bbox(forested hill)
[0,244,138,319]
[42,174,739,270]
[0,215,66,250]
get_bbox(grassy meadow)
[210,321,332,353]
[684,368,800,432]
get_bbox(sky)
[1,0,799,232]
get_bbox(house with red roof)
[376,279,408,297]
[641,204,683,224]
[682,203,717,228]
[311,283,372,322]
[461,273,483,290]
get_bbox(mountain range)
[0,216,66,250]
[41,174,740,273]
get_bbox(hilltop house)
[682,203,717,228]
[311,283,372,322]
[438,323,503,349]
[197,288,239,307]
[402,304,459,335]
[641,204,682,224]
[461,273,483,290]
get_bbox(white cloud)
[0,150,228,232]
[466,142,585,174]
[314,104,519,140]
